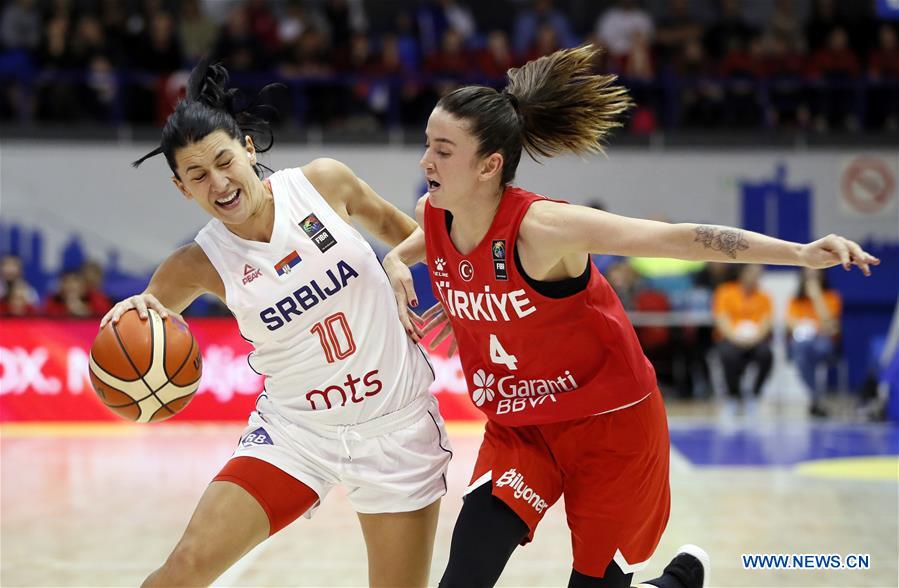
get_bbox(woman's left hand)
[418,303,457,357]
[798,234,880,276]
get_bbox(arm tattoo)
[694,226,749,259]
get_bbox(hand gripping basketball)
[100,293,184,329]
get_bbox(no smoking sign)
[840,156,896,215]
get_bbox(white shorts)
[231,393,452,515]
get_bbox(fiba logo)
[459,260,474,282]
[471,369,496,406]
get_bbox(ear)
[172,176,192,200]
[478,152,504,182]
[245,135,257,162]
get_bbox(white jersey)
[195,167,435,426]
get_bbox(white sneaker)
[661,544,710,588]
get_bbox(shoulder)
[163,243,216,283]
[300,158,358,207]
[519,199,568,237]
[301,158,356,193]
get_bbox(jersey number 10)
[311,312,357,363]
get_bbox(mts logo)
[306,370,382,410]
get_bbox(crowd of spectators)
[600,251,845,417]
[0,253,112,318]
[1,0,898,131]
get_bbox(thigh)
[357,499,441,588]
[552,392,671,578]
[466,420,563,543]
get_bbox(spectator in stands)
[712,264,774,411]
[245,0,281,58]
[416,0,476,53]
[0,280,38,316]
[718,35,765,127]
[676,38,724,127]
[521,22,562,63]
[512,0,576,57]
[1,0,41,52]
[81,260,113,316]
[213,5,264,73]
[787,268,841,417]
[35,14,79,120]
[325,0,367,54]
[805,0,840,53]
[605,259,642,311]
[762,32,810,128]
[0,254,39,307]
[477,30,516,80]
[807,27,860,130]
[423,28,473,83]
[867,23,899,130]
[178,0,218,62]
[139,11,184,73]
[704,0,756,58]
[765,0,804,55]
[43,270,92,317]
[595,0,654,61]
[653,0,702,66]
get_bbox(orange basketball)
[89,308,202,422]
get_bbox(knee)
[145,539,214,587]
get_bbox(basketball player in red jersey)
[384,45,880,588]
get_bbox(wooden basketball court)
[2,402,896,587]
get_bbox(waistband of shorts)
[259,393,434,440]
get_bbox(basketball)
[89,308,202,423]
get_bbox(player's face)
[172,130,262,224]
[420,108,489,209]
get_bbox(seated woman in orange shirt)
[712,264,774,411]
[787,268,842,417]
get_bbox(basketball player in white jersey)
[100,59,451,587]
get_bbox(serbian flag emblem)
[274,250,302,276]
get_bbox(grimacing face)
[172,130,265,226]
[420,107,503,210]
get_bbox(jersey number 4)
[489,334,518,371]
[311,312,357,363]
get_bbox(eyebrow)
[185,149,231,173]
[430,138,456,146]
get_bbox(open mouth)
[215,189,241,209]
[427,179,441,192]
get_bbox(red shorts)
[467,390,670,578]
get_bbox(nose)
[209,169,229,193]
[419,153,432,172]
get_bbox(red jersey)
[424,186,657,426]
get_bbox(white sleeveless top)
[195,167,435,426]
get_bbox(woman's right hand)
[383,252,424,342]
[99,293,183,329]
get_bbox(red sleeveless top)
[424,186,657,426]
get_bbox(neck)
[447,183,505,255]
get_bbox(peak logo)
[495,468,549,513]
[242,264,262,285]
